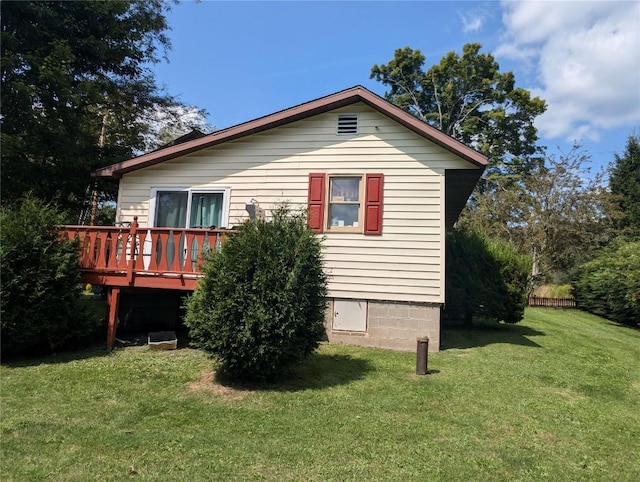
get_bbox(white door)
[333,299,367,332]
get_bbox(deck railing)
[59,217,235,287]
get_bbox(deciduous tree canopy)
[459,146,620,282]
[371,44,626,283]
[371,43,547,182]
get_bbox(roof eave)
[93,85,487,179]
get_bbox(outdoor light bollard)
[416,336,429,375]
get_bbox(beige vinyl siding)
[439,167,447,298]
[116,103,479,303]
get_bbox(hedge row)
[444,229,532,325]
[573,240,640,326]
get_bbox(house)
[63,85,487,351]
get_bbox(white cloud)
[497,1,640,142]
[460,5,494,33]
[461,13,484,33]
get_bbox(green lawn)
[2,308,639,481]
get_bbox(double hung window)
[328,176,362,231]
[308,173,383,234]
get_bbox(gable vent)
[337,114,358,135]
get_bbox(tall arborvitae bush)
[573,240,640,326]
[444,229,492,325]
[185,205,328,382]
[444,229,531,325]
[1,197,97,356]
[485,237,532,323]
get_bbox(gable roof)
[155,128,207,150]
[94,85,487,179]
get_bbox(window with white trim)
[150,188,230,229]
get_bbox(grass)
[1,308,639,481]
[532,284,574,298]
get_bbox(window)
[328,176,362,231]
[308,173,383,235]
[150,188,230,228]
[145,188,229,270]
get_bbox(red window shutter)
[364,173,384,235]
[307,173,326,231]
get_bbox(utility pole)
[89,110,108,226]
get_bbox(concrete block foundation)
[325,298,440,352]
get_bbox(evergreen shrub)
[573,240,640,326]
[444,229,531,325]
[1,197,98,356]
[184,205,328,382]
[485,236,532,323]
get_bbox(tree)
[1,197,100,356]
[0,1,178,218]
[573,240,640,326]
[609,134,640,236]
[459,146,619,282]
[444,229,531,326]
[185,206,328,382]
[371,43,547,182]
[142,104,215,152]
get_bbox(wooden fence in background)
[528,296,576,308]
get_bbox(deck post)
[106,287,121,350]
[126,217,138,285]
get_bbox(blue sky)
[152,1,640,172]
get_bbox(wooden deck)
[60,217,235,349]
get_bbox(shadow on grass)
[214,352,374,392]
[1,342,113,368]
[605,320,640,332]
[441,319,546,350]
[2,298,112,368]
